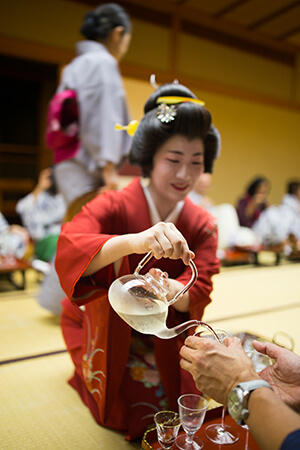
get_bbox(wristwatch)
[228,380,273,426]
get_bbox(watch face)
[228,388,243,420]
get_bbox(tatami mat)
[1,261,299,449]
[0,296,64,361]
[0,353,140,449]
[204,263,300,322]
[207,305,300,354]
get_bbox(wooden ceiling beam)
[180,5,298,61]
[247,0,300,30]
[66,1,300,63]
[213,0,251,18]
[120,61,300,112]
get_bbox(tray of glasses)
[142,412,260,449]
[141,330,278,449]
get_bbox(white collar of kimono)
[76,40,109,56]
[141,180,184,225]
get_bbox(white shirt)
[16,191,66,241]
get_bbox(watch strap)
[228,379,273,426]
[239,380,272,393]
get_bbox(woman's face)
[256,181,269,200]
[149,134,205,213]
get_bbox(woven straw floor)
[203,262,300,354]
[0,261,299,449]
[0,270,140,449]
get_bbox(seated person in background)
[281,179,300,250]
[236,176,270,228]
[180,336,300,450]
[16,167,66,262]
[190,165,261,250]
[252,179,300,248]
[0,211,30,259]
[189,172,214,211]
[37,189,99,317]
[282,179,300,214]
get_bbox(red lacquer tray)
[142,409,260,449]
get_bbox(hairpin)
[115,120,139,136]
[156,103,177,123]
[157,96,205,106]
[156,96,205,124]
[150,74,159,89]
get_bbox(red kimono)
[56,177,220,440]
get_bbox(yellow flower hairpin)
[115,120,139,136]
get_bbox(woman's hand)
[83,222,194,276]
[129,222,194,266]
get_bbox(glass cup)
[193,328,239,445]
[154,410,181,449]
[176,394,208,450]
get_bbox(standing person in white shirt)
[53,3,132,206]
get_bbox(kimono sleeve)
[55,191,120,303]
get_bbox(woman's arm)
[83,221,194,276]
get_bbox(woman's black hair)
[204,124,221,174]
[80,3,131,40]
[246,177,269,197]
[129,83,215,177]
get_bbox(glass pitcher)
[108,251,205,339]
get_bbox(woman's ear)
[111,26,124,43]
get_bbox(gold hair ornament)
[115,120,139,136]
[156,96,205,124]
[157,96,205,106]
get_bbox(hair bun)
[80,3,131,40]
[80,12,99,40]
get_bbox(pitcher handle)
[134,250,153,275]
[134,251,198,304]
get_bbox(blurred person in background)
[190,153,261,250]
[236,176,270,229]
[53,3,132,206]
[252,179,300,249]
[16,167,66,263]
[0,211,30,259]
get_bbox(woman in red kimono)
[55,82,221,440]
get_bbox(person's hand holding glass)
[193,328,239,445]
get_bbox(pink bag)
[45,89,80,164]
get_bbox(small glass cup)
[176,394,208,450]
[154,410,181,449]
